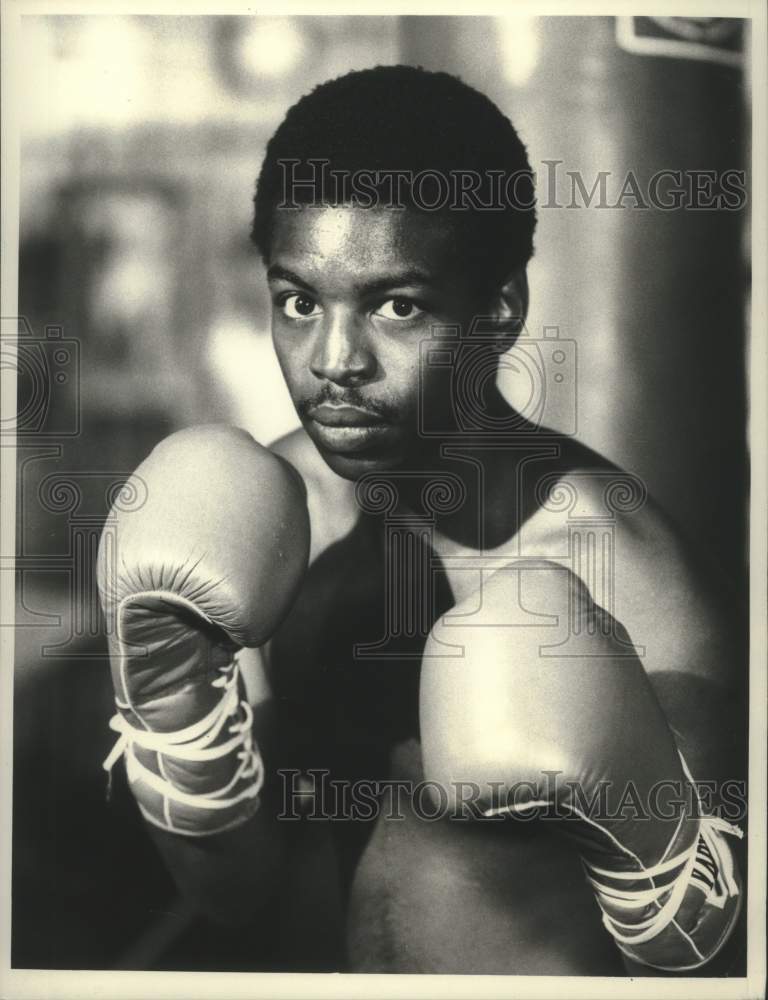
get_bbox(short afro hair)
[251,65,536,287]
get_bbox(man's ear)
[487,267,529,348]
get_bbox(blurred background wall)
[12,14,748,970]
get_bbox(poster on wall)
[616,16,744,66]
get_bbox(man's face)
[267,205,488,479]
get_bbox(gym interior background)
[12,15,749,969]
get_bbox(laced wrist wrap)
[582,755,743,970]
[482,751,743,970]
[102,653,264,833]
[585,814,742,963]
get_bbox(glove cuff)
[103,655,264,837]
[583,754,743,971]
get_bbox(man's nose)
[309,311,376,386]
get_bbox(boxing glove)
[98,425,310,836]
[421,560,742,971]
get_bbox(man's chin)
[302,417,439,480]
[315,446,408,481]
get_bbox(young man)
[99,66,746,975]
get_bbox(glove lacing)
[585,814,742,950]
[102,655,264,812]
[582,754,743,965]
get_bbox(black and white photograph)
[1,3,766,997]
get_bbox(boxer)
[98,66,746,974]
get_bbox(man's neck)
[389,390,553,550]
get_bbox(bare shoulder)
[270,427,359,561]
[518,453,742,689]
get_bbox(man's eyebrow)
[359,270,437,295]
[266,265,438,296]
[266,265,316,292]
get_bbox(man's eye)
[280,293,322,319]
[374,298,425,321]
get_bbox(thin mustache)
[300,386,394,421]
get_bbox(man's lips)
[305,403,392,454]
[307,403,387,428]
